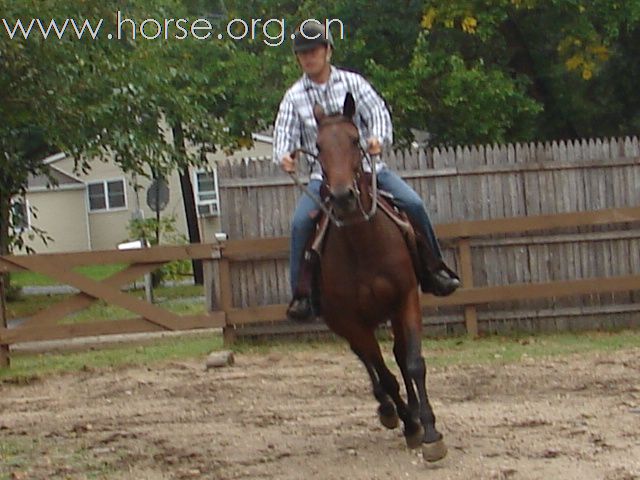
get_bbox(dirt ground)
[1,345,639,480]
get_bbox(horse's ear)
[313,103,325,123]
[343,92,355,118]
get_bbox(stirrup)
[421,266,460,296]
[286,296,314,322]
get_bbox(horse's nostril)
[331,187,353,203]
[330,187,356,212]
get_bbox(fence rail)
[215,136,640,335]
[215,206,640,337]
[2,205,639,367]
[0,244,225,366]
[1,136,639,367]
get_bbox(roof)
[28,165,85,191]
[27,153,85,191]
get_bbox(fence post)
[218,257,236,345]
[458,238,478,337]
[0,272,10,368]
[203,260,218,313]
[203,244,223,321]
[142,241,154,304]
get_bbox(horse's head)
[314,93,364,217]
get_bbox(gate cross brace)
[5,256,182,331]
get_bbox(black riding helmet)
[292,21,334,53]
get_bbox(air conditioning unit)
[197,203,219,217]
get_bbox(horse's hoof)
[422,439,447,462]
[379,412,399,430]
[404,424,425,450]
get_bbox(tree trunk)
[0,189,10,257]
[172,123,204,285]
[501,14,579,139]
[0,272,8,368]
[0,192,10,367]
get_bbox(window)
[10,198,30,231]
[88,179,127,212]
[194,169,220,217]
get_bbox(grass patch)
[6,293,73,319]
[0,333,223,383]
[0,434,129,480]
[232,329,640,368]
[6,284,205,322]
[1,330,638,384]
[10,264,129,287]
[59,298,205,325]
[0,437,33,474]
[419,330,640,367]
[150,283,202,300]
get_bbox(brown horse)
[312,93,447,462]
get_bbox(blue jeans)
[290,179,323,294]
[289,168,443,294]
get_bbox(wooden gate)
[0,244,225,367]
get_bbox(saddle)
[294,174,445,314]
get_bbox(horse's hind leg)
[391,295,447,461]
[352,349,399,430]
[349,331,423,446]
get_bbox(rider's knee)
[403,194,426,218]
[291,212,315,236]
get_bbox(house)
[16,135,274,253]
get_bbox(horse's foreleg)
[351,348,398,430]
[392,336,419,419]
[349,331,422,448]
[392,293,447,461]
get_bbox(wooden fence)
[215,136,640,333]
[214,206,640,339]
[1,136,639,367]
[1,206,640,367]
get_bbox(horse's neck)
[357,173,373,212]
[331,207,390,260]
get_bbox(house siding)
[24,188,90,253]
[22,139,273,253]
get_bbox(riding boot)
[414,232,461,296]
[286,251,320,322]
[286,296,313,321]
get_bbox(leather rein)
[288,145,379,228]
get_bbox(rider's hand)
[367,137,382,156]
[280,154,296,173]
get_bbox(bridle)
[288,143,379,228]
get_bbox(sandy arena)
[1,345,639,479]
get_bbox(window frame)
[87,178,128,213]
[10,197,31,232]
[193,168,220,217]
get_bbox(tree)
[1,0,132,365]
[0,0,260,256]
[221,0,543,146]
[1,1,120,257]
[225,0,640,145]
[400,0,640,142]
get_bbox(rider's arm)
[354,75,393,149]
[273,93,301,165]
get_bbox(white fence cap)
[117,239,146,250]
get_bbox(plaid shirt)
[273,66,392,180]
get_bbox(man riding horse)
[273,21,460,321]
